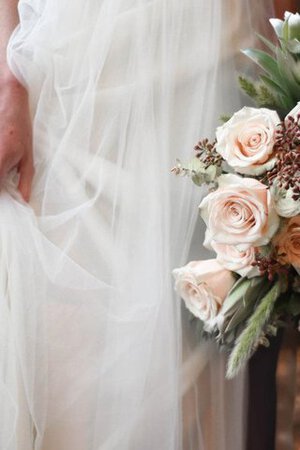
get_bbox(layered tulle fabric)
[0,1,273,449]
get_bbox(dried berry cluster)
[252,253,288,281]
[194,139,223,168]
[265,114,300,200]
[276,114,300,151]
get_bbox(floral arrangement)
[172,11,300,378]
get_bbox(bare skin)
[0,0,34,202]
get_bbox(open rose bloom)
[273,216,300,273]
[216,107,280,175]
[173,260,236,331]
[210,241,259,278]
[200,174,279,249]
[173,97,300,377]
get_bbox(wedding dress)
[0,1,272,449]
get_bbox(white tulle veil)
[0,1,274,449]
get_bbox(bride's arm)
[0,0,34,201]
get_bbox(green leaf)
[242,48,283,85]
[256,33,277,54]
[190,174,203,186]
[188,157,206,173]
[226,280,282,379]
[243,277,270,305]
[205,165,217,179]
[288,291,300,316]
[260,74,288,97]
[224,301,254,336]
[292,61,300,84]
[224,277,269,335]
[220,277,251,319]
[280,93,297,112]
[183,157,221,186]
[259,75,294,111]
[276,46,300,99]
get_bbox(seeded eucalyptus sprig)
[171,138,225,187]
[194,139,223,168]
[171,156,221,187]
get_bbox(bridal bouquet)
[173,11,300,378]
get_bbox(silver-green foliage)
[240,15,300,114]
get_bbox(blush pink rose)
[216,107,280,175]
[273,216,300,272]
[200,174,279,249]
[173,259,235,329]
[210,241,259,278]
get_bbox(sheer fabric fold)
[0,1,273,449]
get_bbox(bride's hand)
[0,77,34,202]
